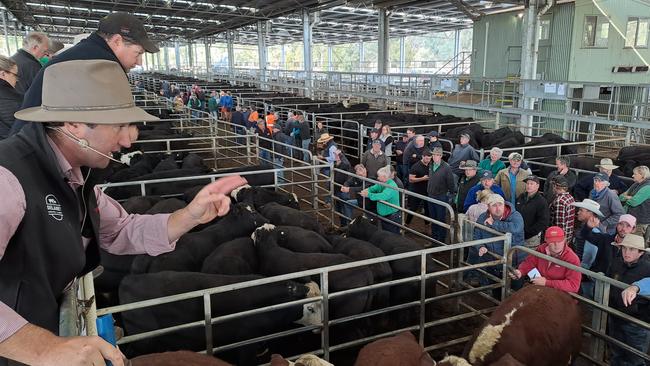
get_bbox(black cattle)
[107,153,162,183]
[131,203,269,274]
[182,153,206,170]
[104,168,212,200]
[346,217,436,310]
[145,198,187,214]
[231,185,300,211]
[273,226,332,253]
[618,145,650,176]
[119,272,323,364]
[259,202,324,235]
[122,195,163,214]
[201,237,258,275]
[329,235,392,310]
[153,155,179,172]
[252,224,374,318]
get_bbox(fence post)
[501,233,512,301]
[320,271,330,361]
[590,278,610,362]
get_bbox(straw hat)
[317,133,334,144]
[595,158,619,170]
[15,60,158,124]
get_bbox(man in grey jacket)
[427,147,456,243]
[590,172,625,234]
[448,133,480,177]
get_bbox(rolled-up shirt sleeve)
[95,187,176,256]
[0,167,29,342]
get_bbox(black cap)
[552,175,569,188]
[422,148,433,157]
[523,175,540,184]
[98,12,159,53]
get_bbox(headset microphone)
[47,127,125,165]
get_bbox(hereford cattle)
[354,332,435,366]
[119,272,322,364]
[260,202,324,235]
[231,184,300,210]
[131,203,268,274]
[252,224,374,318]
[131,351,233,366]
[436,285,581,366]
[201,237,258,275]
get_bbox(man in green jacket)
[361,165,401,234]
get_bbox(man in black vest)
[11,12,159,135]
[0,60,246,366]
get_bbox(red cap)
[545,226,565,242]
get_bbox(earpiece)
[46,126,124,165]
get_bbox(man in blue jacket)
[468,193,526,289]
[11,12,159,134]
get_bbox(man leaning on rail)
[0,60,247,366]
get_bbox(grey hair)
[376,165,392,179]
[354,164,366,173]
[634,165,650,180]
[23,32,48,50]
[489,147,503,157]
[0,55,16,72]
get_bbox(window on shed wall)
[362,41,378,73]
[209,44,228,69]
[583,15,609,48]
[312,43,329,71]
[625,17,649,48]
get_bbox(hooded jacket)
[517,243,581,293]
[474,202,526,264]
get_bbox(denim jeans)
[259,149,271,165]
[381,211,402,234]
[301,139,311,162]
[273,157,285,182]
[608,315,650,366]
[335,191,358,226]
[427,194,449,243]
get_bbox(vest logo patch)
[45,194,63,221]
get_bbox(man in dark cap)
[515,175,550,248]
[426,130,442,150]
[12,12,159,134]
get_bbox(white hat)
[571,199,604,217]
[595,158,619,170]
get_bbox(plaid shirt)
[550,192,575,245]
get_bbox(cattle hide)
[231,185,300,211]
[130,351,233,366]
[154,155,179,172]
[131,203,268,274]
[440,285,582,366]
[260,202,324,235]
[146,198,187,214]
[119,272,321,362]
[274,226,332,253]
[354,332,435,366]
[122,195,164,214]
[201,237,258,275]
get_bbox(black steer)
[145,198,187,214]
[131,203,268,274]
[122,195,163,214]
[259,202,324,235]
[230,184,300,210]
[201,237,258,275]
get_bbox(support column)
[205,40,211,79]
[2,11,9,55]
[13,22,19,51]
[518,0,538,137]
[453,29,461,74]
[187,41,194,70]
[164,46,170,72]
[280,44,286,69]
[399,36,405,73]
[257,21,268,87]
[327,44,333,72]
[302,8,313,98]
[359,42,364,72]
[377,8,389,74]
[174,40,181,72]
[226,31,235,80]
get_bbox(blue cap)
[593,172,609,182]
[480,170,494,180]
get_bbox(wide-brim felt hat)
[595,158,619,170]
[15,60,158,124]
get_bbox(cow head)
[346,216,378,241]
[294,282,323,329]
[230,203,269,231]
[251,223,277,244]
[230,184,252,202]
